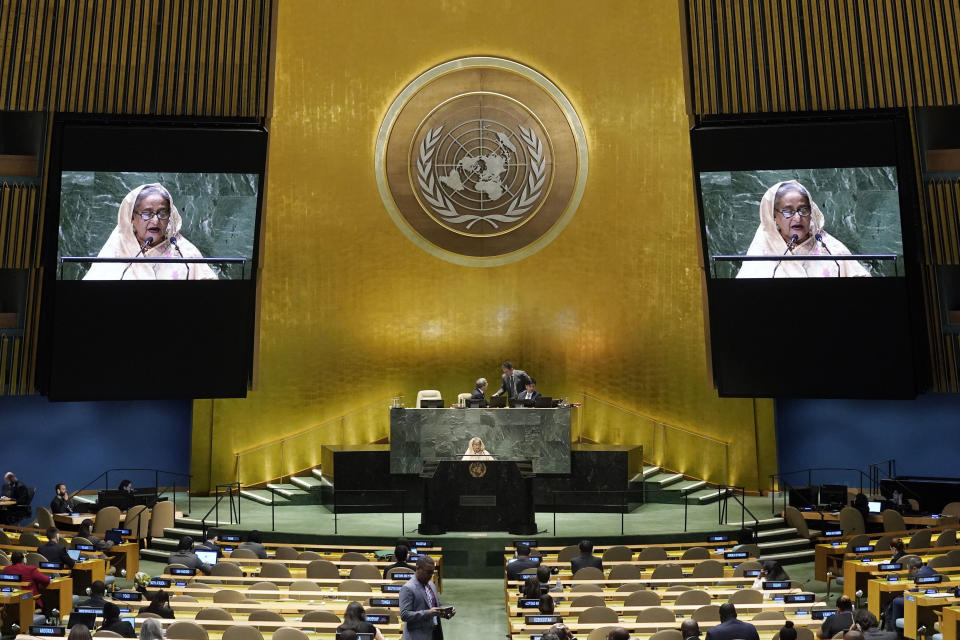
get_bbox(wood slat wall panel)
[0,0,274,395]
[0,0,273,115]
[685,0,960,392]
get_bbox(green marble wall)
[700,167,902,278]
[58,172,259,279]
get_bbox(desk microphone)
[772,234,799,278]
[816,233,841,274]
[169,236,189,279]
[120,237,153,280]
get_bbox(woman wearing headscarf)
[84,183,218,280]
[736,180,871,278]
[461,436,493,461]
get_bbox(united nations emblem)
[468,462,487,478]
[376,57,588,266]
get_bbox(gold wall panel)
[682,0,960,392]
[193,0,777,492]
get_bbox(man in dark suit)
[2,472,31,524]
[38,527,75,568]
[399,555,455,640]
[888,556,938,626]
[167,536,213,575]
[50,483,76,514]
[704,603,759,640]
[469,378,488,407]
[76,580,108,608]
[492,361,532,402]
[518,379,541,403]
[570,540,603,574]
[506,543,540,581]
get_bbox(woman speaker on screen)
[84,183,218,281]
[736,179,871,278]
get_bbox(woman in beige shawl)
[84,183,218,280]
[461,437,494,461]
[736,180,871,278]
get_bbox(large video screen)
[701,168,903,278]
[39,119,268,401]
[691,112,927,398]
[58,172,258,280]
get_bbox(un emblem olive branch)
[416,124,546,230]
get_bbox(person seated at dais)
[736,180,871,278]
[470,378,488,407]
[519,378,541,402]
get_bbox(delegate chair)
[558,545,580,562]
[624,590,661,606]
[675,590,712,606]
[784,506,822,540]
[248,582,280,599]
[571,583,603,593]
[258,563,291,579]
[637,547,669,562]
[883,509,907,532]
[607,564,642,581]
[908,528,934,550]
[93,506,121,535]
[636,607,678,623]
[213,590,244,604]
[222,626,264,640]
[572,567,604,581]
[289,580,321,592]
[650,564,683,580]
[349,564,382,580]
[839,506,865,536]
[125,504,151,539]
[165,622,209,640]
[301,610,341,623]
[936,529,957,547]
[35,507,55,531]
[943,503,960,519]
[298,551,323,561]
[588,628,619,640]
[571,595,605,608]
[306,559,339,579]
[680,547,711,560]
[272,628,310,640]
[693,605,721,622]
[339,579,371,593]
[273,547,299,560]
[229,549,260,560]
[19,531,41,547]
[692,560,724,578]
[874,535,894,552]
[149,500,175,538]
[340,551,368,562]
[248,610,285,623]
[578,606,619,624]
[729,589,763,604]
[602,545,633,562]
[753,610,787,620]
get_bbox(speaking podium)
[418,459,537,535]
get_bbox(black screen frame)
[690,110,928,399]
[38,115,268,400]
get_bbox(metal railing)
[769,466,874,515]
[200,482,241,536]
[333,489,406,535]
[73,467,192,514]
[549,490,645,535]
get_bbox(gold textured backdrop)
[192,0,777,492]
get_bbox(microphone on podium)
[121,236,154,280]
[772,234,799,278]
[170,236,190,279]
[816,233,841,274]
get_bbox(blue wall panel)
[776,394,960,485]
[0,396,191,514]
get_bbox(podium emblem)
[376,57,588,266]
[468,462,487,478]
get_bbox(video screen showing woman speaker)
[699,168,904,279]
[57,172,259,280]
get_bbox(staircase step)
[266,484,317,505]
[728,517,785,528]
[241,489,289,506]
[164,526,204,538]
[176,517,233,528]
[757,537,810,550]
[311,468,324,480]
[148,537,180,551]
[756,527,799,540]
[289,476,324,491]
[645,472,685,489]
[689,488,730,504]
[140,548,171,562]
[679,481,707,495]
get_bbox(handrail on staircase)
[769,466,874,516]
[200,482,241,537]
[72,467,192,515]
